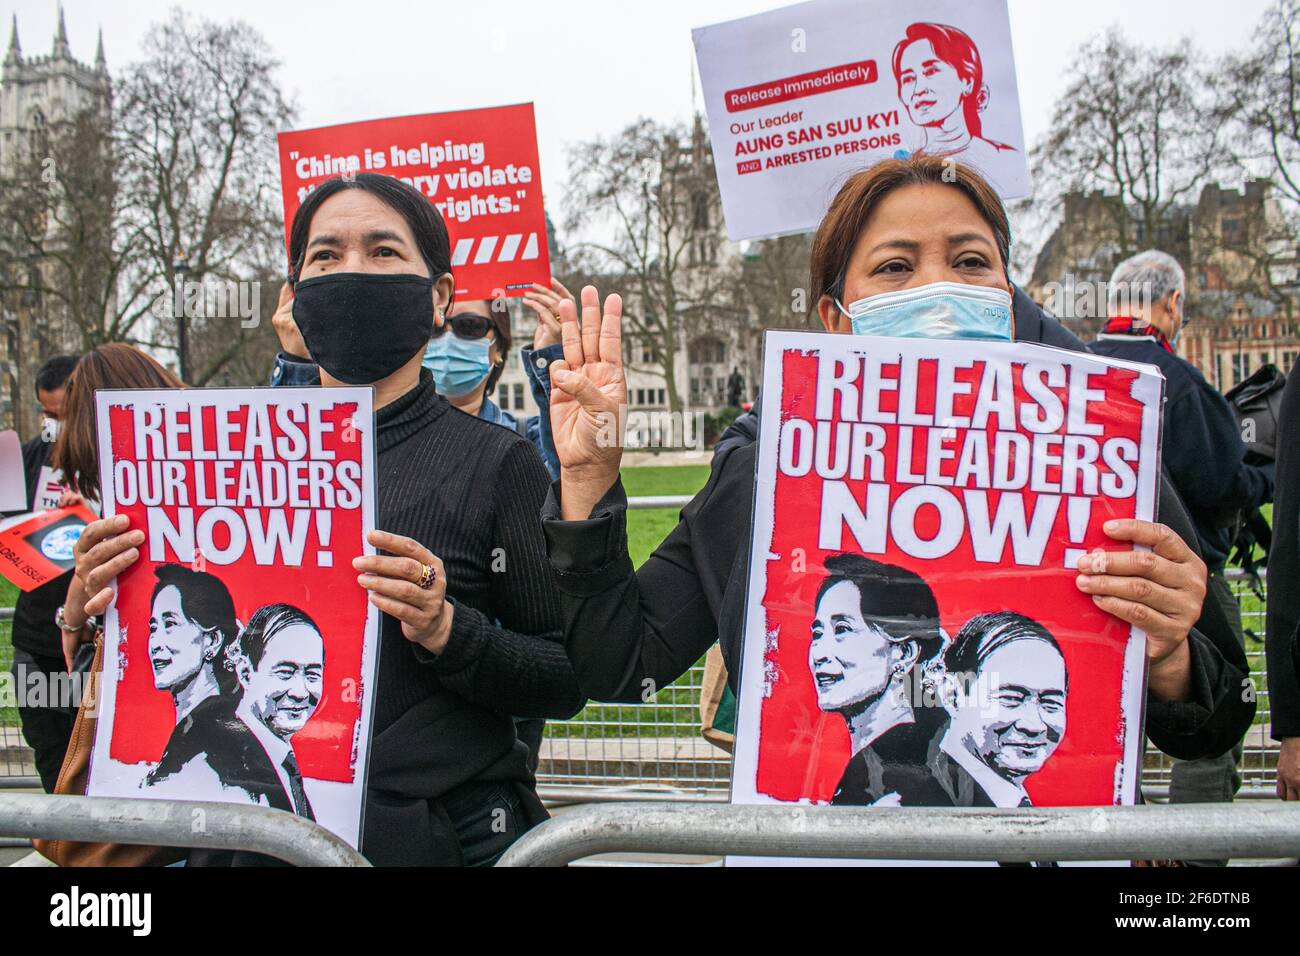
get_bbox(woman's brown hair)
[52,343,184,503]
[808,154,1012,318]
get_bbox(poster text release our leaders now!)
[107,398,363,568]
[779,348,1151,569]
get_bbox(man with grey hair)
[1103,249,1188,321]
[1092,249,1273,841]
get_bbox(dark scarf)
[1102,315,1175,354]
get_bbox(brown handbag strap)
[43,634,103,863]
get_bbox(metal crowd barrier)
[627,496,694,510]
[497,801,1300,867]
[0,793,369,866]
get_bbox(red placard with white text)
[86,388,379,849]
[730,332,1163,864]
[0,506,96,592]
[278,104,550,302]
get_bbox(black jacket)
[146,695,298,815]
[543,288,1255,763]
[8,437,72,659]
[1266,369,1300,740]
[1088,335,1274,570]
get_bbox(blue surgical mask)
[422,335,493,397]
[841,281,1013,341]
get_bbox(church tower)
[0,7,111,435]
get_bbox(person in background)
[4,354,80,792]
[51,344,189,700]
[519,278,572,481]
[1267,367,1300,803]
[1091,250,1273,826]
[270,275,567,481]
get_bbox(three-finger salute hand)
[523,278,574,350]
[355,530,452,655]
[549,285,627,519]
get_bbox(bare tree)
[563,117,739,412]
[734,233,815,331]
[116,9,294,384]
[186,269,287,386]
[1211,0,1300,293]
[1029,29,1220,259]
[0,10,295,394]
[1219,1,1300,206]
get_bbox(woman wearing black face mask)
[268,271,566,481]
[73,173,586,866]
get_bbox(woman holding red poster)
[539,155,1254,841]
[71,174,584,867]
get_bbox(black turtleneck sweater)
[196,372,584,867]
[370,371,583,730]
[362,372,584,864]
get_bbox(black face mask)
[292,272,435,385]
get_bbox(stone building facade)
[1026,179,1300,389]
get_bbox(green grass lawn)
[622,464,711,567]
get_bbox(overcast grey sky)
[5,0,1270,219]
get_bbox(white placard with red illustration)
[692,0,1029,240]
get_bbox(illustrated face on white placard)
[693,0,1028,240]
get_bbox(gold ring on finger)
[416,563,437,590]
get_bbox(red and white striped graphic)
[450,233,541,268]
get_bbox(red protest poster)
[730,332,1163,863]
[0,506,96,592]
[278,103,550,302]
[86,388,379,849]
